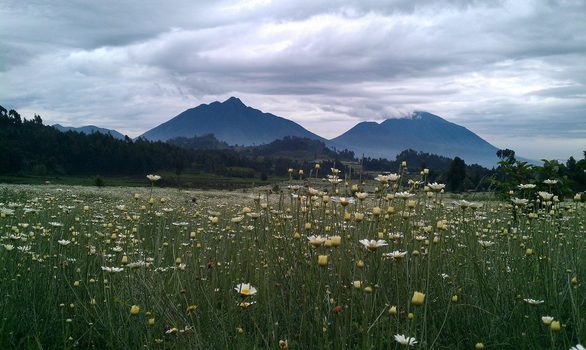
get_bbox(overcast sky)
[1,0,585,160]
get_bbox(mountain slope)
[329,111,500,167]
[53,124,125,140]
[140,97,325,145]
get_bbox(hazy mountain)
[140,97,325,145]
[328,111,500,167]
[52,124,125,140]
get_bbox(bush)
[94,176,105,187]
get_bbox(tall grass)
[0,176,584,349]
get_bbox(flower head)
[541,316,554,325]
[146,174,161,182]
[383,250,407,259]
[411,291,425,305]
[101,266,124,273]
[518,183,536,189]
[394,334,418,347]
[307,235,327,247]
[512,198,529,206]
[359,239,388,251]
[428,182,445,192]
[395,191,414,199]
[130,305,140,315]
[234,283,257,296]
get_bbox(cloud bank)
[1,0,585,159]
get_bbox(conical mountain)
[140,97,324,145]
[328,111,499,166]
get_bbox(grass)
[0,173,584,349]
[0,171,281,190]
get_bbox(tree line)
[3,105,581,195]
[0,106,350,179]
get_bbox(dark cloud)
[1,0,585,160]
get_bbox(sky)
[1,0,585,160]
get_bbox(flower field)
[0,171,584,349]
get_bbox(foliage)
[167,134,230,150]
[492,149,586,198]
[93,175,105,187]
[0,179,584,349]
[363,150,493,192]
[446,156,466,192]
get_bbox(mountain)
[140,97,325,145]
[52,124,125,140]
[328,111,500,167]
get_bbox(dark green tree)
[447,157,466,192]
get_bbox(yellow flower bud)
[130,305,140,315]
[330,236,341,247]
[318,255,328,267]
[388,305,397,315]
[411,291,425,305]
[550,320,561,331]
[475,343,485,349]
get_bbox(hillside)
[141,97,325,145]
[329,111,500,167]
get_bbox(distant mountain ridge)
[140,97,325,145]
[140,97,500,166]
[328,111,499,167]
[52,124,125,140]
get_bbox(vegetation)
[0,167,584,349]
[492,149,586,197]
[168,134,230,150]
[1,106,583,197]
[0,106,350,184]
[363,150,492,192]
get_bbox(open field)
[0,171,279,190]
[0,177,584,349]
